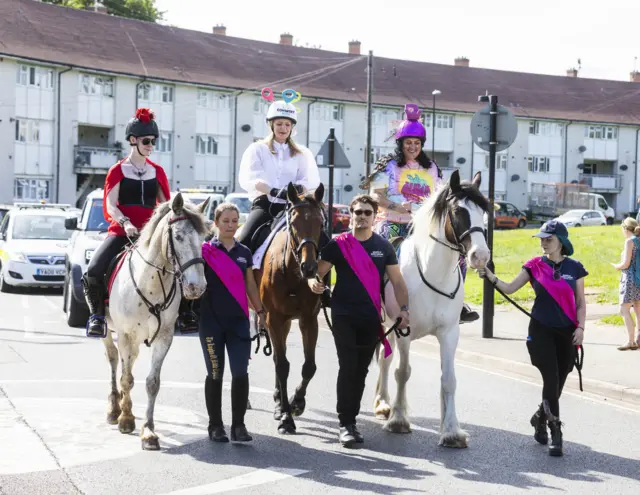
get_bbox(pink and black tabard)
[523,256,588,329]
[321,232,398,356]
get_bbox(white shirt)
[238,141,321,203]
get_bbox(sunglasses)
[353,209,374,217]
[140,138,156,146]
[552,264,562,281]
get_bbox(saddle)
[104,247,130,302]
[249,211,288,269]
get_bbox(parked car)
[62,189,109,326]
[554,209,607,227]
[0,203,75,292]
[483,201,527,230]
[327,204,351,233]
[174,189,225,222]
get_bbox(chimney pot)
[454,57,469,67]
[280,33,293,46]
[348,40,361,55]
[631,71,640,83]
[213,24,226,36]
[566,68,578,78]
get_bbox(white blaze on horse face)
[172,222,206,299]
[463,201,491,269]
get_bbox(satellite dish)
[241,124,251,132]
[344,185,353,192]
[510,174,520,182]
[577,163,585,170]
[456,157,466,164]
[578,145,587,152]
[620,164,629,171]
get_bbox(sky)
[155,0,639,82]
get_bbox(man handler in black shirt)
[309,194,410,447]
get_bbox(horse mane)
[138,200,207,249]
[412,178,490,239]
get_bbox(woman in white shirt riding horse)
[238,91,321,249]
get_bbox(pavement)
[455,302,640,406]
[1,290,639,494]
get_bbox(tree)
[41,0,164,23]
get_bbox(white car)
[0,203,75,292]
[555,209,607,227]
[62,189,109,327]
[173,189,225,222]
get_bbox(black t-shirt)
[320,233,398,320]
[203,239,252,318]
[524,256,588,329]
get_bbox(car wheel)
[0,265,15,294]
[66,275,89,328]
[574,223,582,227]
[518,219,527,228]
[607,217,614,225]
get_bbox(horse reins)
[281,201,321,276]
[125,214,206,347]
[415,206,484,300]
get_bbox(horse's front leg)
[437,325,468,448]
[140,330,174,450]
[269,314,295,434]
[385,334,412,434]
[102,329,121,424]
[117,332,139,434]
[374,333,395,420]
[290,312,318,417]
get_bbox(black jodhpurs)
[86,235,130,282]
[238,195,286,248]
[526,319,575,418]
[198,295,251,380]
[332,314,381,426]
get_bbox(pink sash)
[524,257,578,327]
[202,241,249,318]
[335,232,393,357]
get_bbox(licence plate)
[36,268,65,276]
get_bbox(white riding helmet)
[266,101,297,125]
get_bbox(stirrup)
[86,315,108,339]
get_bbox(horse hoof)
[141,436,160,451]
[106,412,120,425]
[278,423,296,435]
[384,415,411,434]
[118,416,136,434]
[439,431,469,449]
[290,398,306,417]
[374,405,391,420]
[273,408,283,421]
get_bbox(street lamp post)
[431,90,441,159]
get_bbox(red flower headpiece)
[135,108,155,123]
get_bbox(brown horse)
[256,182,326,434]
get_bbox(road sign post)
[470,96,518,338]
[327,128,335,238]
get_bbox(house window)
[527,156,550,173]
[372,108,402,126]
[529,121,563,136]
[13,179,51,201]
[156,132,173,153]
[423,113,454,129]
[484,154,507,170]
[254,96,270,114]
[198,90,231,109]
[16,65,54,89]
[312,103,344,121]
[15,120,39,143]
[332,104,344,121]
[196,135,219,155]
[162,86,173,103]
[137,83,174,103]
[79,74,114,97]
[585,125,617,140]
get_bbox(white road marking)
[161,467,309,495]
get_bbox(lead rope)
[489,282,584,392]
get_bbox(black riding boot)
[82,274,107,338]
[548,419,563,456]
[230,375,252,442]
[530,403,549,445]
[205,376,228,442]
[460,303,479,324]
[176,298,199,334]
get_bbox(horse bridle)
[415,196,486,300]
[281,201,323,275]
[127,214,205,347]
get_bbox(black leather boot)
[460,303,479,324]
[205,376,228,442]
[176,299,199,334]
[230,375,252,442]
[530,403,548,445]
[82,274,107,338]
[548,419,563,457]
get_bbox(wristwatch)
[118,216,130,227]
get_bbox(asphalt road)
[1,288,639,495]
